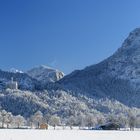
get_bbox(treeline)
[0,109,140,130]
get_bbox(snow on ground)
[0,129,140,140]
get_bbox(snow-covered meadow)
[1,129,140,140]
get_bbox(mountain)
[0,64,136,120]
[58,28,140,108]
[27,65,64,84]
[0,28,140,121]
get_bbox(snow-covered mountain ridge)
[27,65,64,84]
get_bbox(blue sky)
[0,0,140,74]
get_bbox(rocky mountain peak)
[121,28,140,50]
[27,65,65,83]
[110,28,140,66]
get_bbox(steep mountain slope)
[58,28,140,107]
[27,65,64,84]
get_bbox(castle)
[7,77,18,90]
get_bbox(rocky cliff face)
[27,65,64,84]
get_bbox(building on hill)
[7,77,18,90]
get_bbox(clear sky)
[0,0,140,74]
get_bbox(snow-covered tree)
[76,113,86,129]
[85,113,96,128]
[117,114,128,128]
[44,113,51,124]
[96,115,105,126]
[106,114,118,123]
[32,111,43,128]
[135,116,140,128]
[28,115,34,128]
[128,111,136,130]
[14,115,26,128]
[0,110,7,128]
[49,115,61,129]
[66,116,76,129]
[5,112,13,128]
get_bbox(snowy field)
[1,129,140,140]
